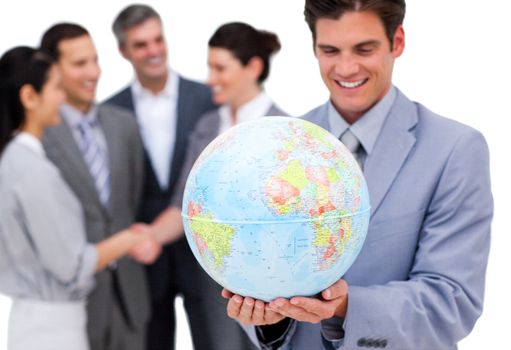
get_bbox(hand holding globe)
[181,117,370,323]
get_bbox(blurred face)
[207,47,258,106]
[57,34,100,112]
[120,18,168,82]
[314,11,404,123]
[36,65,66,127]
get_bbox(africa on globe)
[182,117,370,301]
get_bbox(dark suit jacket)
[42,104,149,341]
[105,76,215,300]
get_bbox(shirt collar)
[327,86,397,155]
[13,132,45,157]
[131,68,178,99]
[60,103,99,128]
[218,91,273,127]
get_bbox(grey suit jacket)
[171,103,287,207]
[42,104,150,340]
[245,89,492,349]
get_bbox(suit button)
[357,338,367,347]
[372,339,382,348]
[381,339,388,348]
[366,338,375,347]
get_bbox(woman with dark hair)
[172,22,287,203]
[146,22,287,350]
[206,21,285,132]
[168,22,287,209]
[0,46,151,350]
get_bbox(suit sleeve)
[325,129,493,348]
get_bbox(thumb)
[322,279,348,300]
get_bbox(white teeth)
[147,57,163,65]
[338,79,366,88]
[212,86,223,92]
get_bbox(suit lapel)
[363,92,418,217]
[169,77,190,190]
[120,87,136,112]
[48,121,100,201]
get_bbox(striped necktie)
[77,119,111,207]
[340,128,363,169]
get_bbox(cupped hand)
[267,279,348,323]
[222,289,286,326]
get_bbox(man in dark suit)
[40,23,150,350]
[104,5,225,350]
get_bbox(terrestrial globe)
[182,117,370,301]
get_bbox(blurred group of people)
[0,3,280,350]
[0,1,493,350]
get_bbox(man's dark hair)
[208,22,281,84]
[112,4,161,47]
[304,0,406,46]
[40,23,89,60]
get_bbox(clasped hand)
[129,223,162,264]
[222,279,348,325]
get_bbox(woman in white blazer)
[0,47,153,350]
[144,22,289,350]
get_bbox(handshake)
[122,207,184,265]
[127,223,165,265]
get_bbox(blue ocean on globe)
[182,117,370,301]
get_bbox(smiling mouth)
[82,81,97,90]
[146,57,164,65]
[336,78,368,89]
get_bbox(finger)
[263,305,285,324]
[238,297,256,324]
[130,246,145,258]
[226,294,243,319]
[269,298,322,323]
[322,279,348,300]
[251,299,265,324]
[290,296,336,319]
[131,223,147,232]
[146,247,161,263]
[222,289,234,299]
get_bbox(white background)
[1,1,510,349]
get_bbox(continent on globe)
[182,117,370,301]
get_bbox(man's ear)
[119,44,129,60]
[392,25,405,58]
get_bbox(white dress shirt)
[131,70,179,189]
[218,91,273,134]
